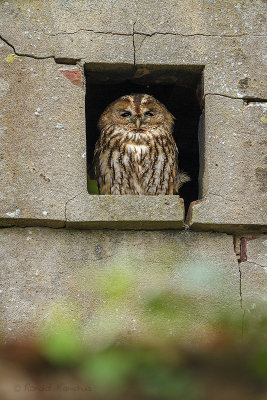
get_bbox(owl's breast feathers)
[94,126,189,195]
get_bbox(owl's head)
[98,94,174,133]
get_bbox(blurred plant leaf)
[39,302,84,366]
[248,345,267,381]
[80,349,136,396]
[97,266,136,303]
[138,364,199,400]
[87,179,99,194]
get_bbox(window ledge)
[66,192,185,229]
[186,199,267,234]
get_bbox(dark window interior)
[85,65,203,212]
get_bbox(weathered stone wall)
[0,229,240,337]
[0,0,266,338]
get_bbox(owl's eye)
[144,111,154,117]
[121,111,131,117]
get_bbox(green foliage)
[35,261,267,399]
[39,303,84,366]
[137,365,198,400]
[248,345,267,381]
[42,328,83,366]
[80,349,136,396]
[97,266,136,302]
[79,345,199,399]
[87,179,99,194]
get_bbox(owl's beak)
[135,118,141,129]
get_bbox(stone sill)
[0,217,65,229]
[1,193,266,232]
[66,193,185,229]
[186,200,267,234]
[188,222,267,235]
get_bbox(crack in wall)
[209,192,236,202]
[134,34,148,53]
[50,29,132,37]
[132,21,137,67]
[132,31,267,54]
[233,236,245,337]
[64,191,84,225]
[204,92,267,102]
[131,0,139,67]
[2,29,266,66]
[134,31,267,39]
[0,34,54,61]
[238,262,245,337]
[49,29,266,39]
[239,266,243,309]
[242,260,266,269]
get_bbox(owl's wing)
[177,171,190,189]
[172,142,190,194]
[93,138,102,189]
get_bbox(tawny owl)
[93,94,189,195]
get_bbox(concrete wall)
[0,0,266,339]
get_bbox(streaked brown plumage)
[94,94,189,195]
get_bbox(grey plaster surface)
[239,235,267,331]
[136,35,267,100]
[1,1,266,100]
[54,32,134,64]
[0,228,240,341]
[188,97,267,233]
[1,0,266,58]
[0,42,86,227]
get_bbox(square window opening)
[85,64,204,212]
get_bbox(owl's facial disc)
[97,94,174,134]
[118,109,143,130]
[119,108,158,130]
